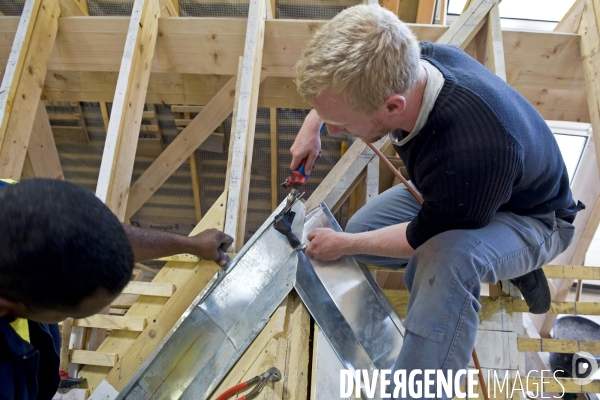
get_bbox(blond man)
[291,5,582,398]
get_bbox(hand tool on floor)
[215,367,281,400]
[364,139,489,400]
[274,159,310,249]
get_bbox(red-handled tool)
[215,367,281,400]
[281,158,309,189]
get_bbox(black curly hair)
[0,179,134,310]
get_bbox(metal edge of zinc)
[114,199,305,399]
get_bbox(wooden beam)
[70,350,118,367]
[224,0,267,251]
[476,2,506,81]
[189,152,203,222]
[579,0,600,178]
[158,0,178,17]
[555,0,585,33]
[121,281,176,297]
[124,76,236,220]
[436,0,497,48]
[58,0,88,16]
[380,0,400,15]
[95,0,160,221]
[82,193,225,392]
[270,107,278,211]
[24,101,64,179]
[0,0,59,180]
[416,0,436,24]
[518,337,600,353]
[73,315,147,332]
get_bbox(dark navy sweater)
[395,42,577,249]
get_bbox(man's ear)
[0,296,27,318]
[383,94,406,115]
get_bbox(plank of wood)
[416,0,435,24]
[60,318,73,372]
[189,153,203,222]
[158,0,177,17]
[82,192,226,392]
[517,337,600,353]
[0,0,59,179]
[483,3,505,81]
[543,264,600,280]
[124,77,236,220]
[121,281,175,297]
[73,315,147,332]
[555,0,585,33]
[270,107,278,211]
[95,0,160,221]
[436,0,496,49]
[224,0,267,251]
[25,101,64,179]
[70,350,118,367]
[283,293,311,400]
[58,0,88,16]
[579,0,600,182]
[380,0,400,15]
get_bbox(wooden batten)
[96,0,160,221]
[224,0,267,251]
[0,0,59,179]
[24,101,64,179]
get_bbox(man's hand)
[290,109,323,176]
[306,228,352,261]
[186,229,234,267]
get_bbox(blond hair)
[295,4,421,114]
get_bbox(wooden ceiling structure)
[1,0,600,398]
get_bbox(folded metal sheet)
[114,199,304,400]
[295,203,405,399]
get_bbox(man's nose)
[326,123,344,136]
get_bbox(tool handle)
[215,382,248,400]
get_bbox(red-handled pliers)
[215,367,281,400]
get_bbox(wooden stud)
[58,0,88,16]
[476,2,505,81]
[579,0,600,180]
[24,101,64,179]
[73,315,147,332]
[81,192,226,392]
[70,350,118,367]
[555,0,585,33]
[0,0,60,180]
[96,0,160,221]
[517,337,600,354]
[416,0,436,24]
[60,318,73,373]
[125,77,237,220]
[436,0,497,49]
[158,0,178,17]
[270,107,278,211]
[99,102,110,131]
[224,0,267,251]
[121,281,176,297]
[380,0,400,15]
[189,152,203,222]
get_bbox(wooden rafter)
[475,2,505,81]
[555,0,585,33]
[0,0,59,179]
[416,0,436,24]
[58,0,88,16]
[224,0,267,250]
[436,0,497,49]
[124,76,237,220]
[96,0,160,221]
[24,101,64,179]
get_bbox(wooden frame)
[1,0,599,397]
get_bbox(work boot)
[509,269,551,314]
